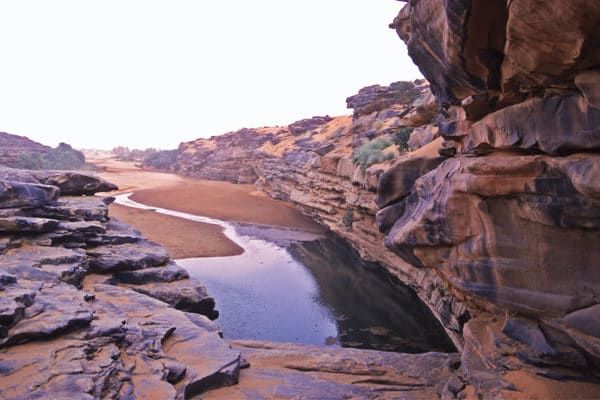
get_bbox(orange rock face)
[382,1,600,391]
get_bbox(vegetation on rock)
[112,146,158,162]
[14,142,86,170]
[142,149,179,170]
[390,126,412,152]
[351,138,394,173]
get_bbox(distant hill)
[0,131,87,170]
[0,131,51,167]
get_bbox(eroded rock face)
[384,155,600,317]
[346,81,421,117]
[0,170,242,398]
[391,0,600,111]
[381,1,600,394]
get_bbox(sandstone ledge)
[0,168,241,399]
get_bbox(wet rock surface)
[0,170,242,399]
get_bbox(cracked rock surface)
[0,168,241,399]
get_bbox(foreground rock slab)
[0,168,243,398]
[206,341,462,400]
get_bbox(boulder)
[288,116,332,135]
[86,240,170,273]
[0,166,118,196]
[33,197,112,222]
[0,181,59,209]
[114,262,189,284]
[0,282,93,348]
[0,217,59,233]
[346,81,420,117]
[125,280,218,319]
[407,125,439,152]
[31,170,118,195]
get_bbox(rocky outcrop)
[378,0,600,395]
[0,168,243,398]
[288,116,333,136]
[0,132,50,167]
[177,128,278,184]
[346,81,421,117]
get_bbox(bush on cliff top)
[352,139,394,173]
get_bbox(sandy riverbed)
[90,157,323,259]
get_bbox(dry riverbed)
[90,157,323,258]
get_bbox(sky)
[0,1,421,150]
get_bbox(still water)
[115,193,455,353]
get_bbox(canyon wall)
[382,0,600,394]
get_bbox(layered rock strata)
[379,0,600,396]
[0,167,243,399]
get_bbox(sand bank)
[92,157,323,258]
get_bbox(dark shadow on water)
[288,235,456,353]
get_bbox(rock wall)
[381,0,600,395]
[0,167,243,399]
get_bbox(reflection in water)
[114,193,454,353]
[289,236,456,353]
[177,238,339,346]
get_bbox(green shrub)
[341,208,353,231]
[15,142,86,170]
[390,127,413,152]
[352,138,392,173]
[142,149,179,170]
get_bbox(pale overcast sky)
[0,1,421,150]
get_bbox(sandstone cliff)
[382,0,600,396]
